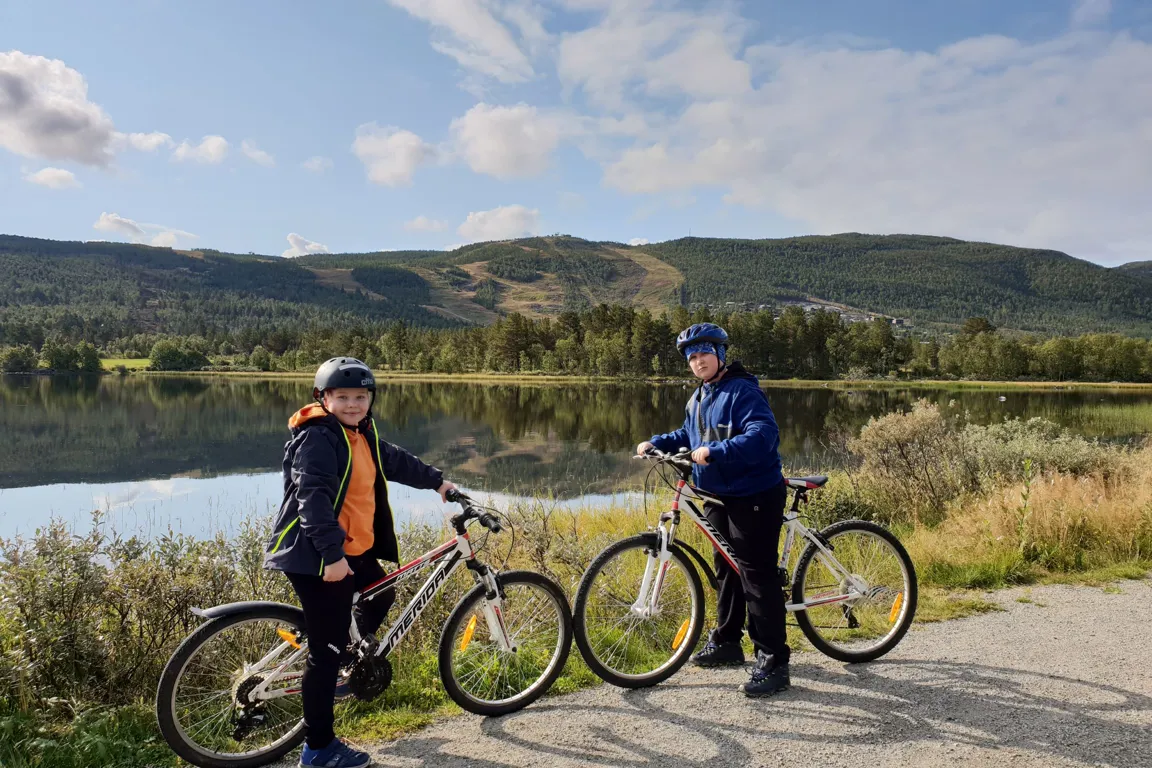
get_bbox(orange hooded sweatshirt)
[288,404,376,556]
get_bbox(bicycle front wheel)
[792,519,918,663]
[573,535,705,689]
[439,570,572,716]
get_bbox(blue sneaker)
[299,738,371,768]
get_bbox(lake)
[3,374,1151,540]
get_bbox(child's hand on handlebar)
[437,480,458,503]
[636,441,655,456]
[691,446,711,465]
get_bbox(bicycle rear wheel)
[573,535,705,688]
[439,570,572,716]
[155,605,307,768]
[792,519,917,663]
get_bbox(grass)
[0,702,175,768]
[100,358,150,370]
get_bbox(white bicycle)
[156,490,572,768]
[572,448,917,688]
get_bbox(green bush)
[148,340,210,371]
[0,344,39,373]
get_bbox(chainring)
[347,655,392,702]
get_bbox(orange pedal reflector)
[672,619,690,650]
[888,592,904,624]
[459,615,478,651]
[277,628,301,649]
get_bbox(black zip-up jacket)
[263,404,444,576]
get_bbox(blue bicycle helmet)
[676,323,729,357]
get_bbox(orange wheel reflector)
[459,615,478,651]
[277,628,301,649]
[672,619,691,650]
[888,592,905,624]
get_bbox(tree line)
[3,305,1149,382]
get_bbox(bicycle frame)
[248,526,512,703]
[645,477,871,615]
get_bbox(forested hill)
[643,235,1152,336]
[0,235,456,344]
[2,232,1151,345]
[1118,260,1152,279]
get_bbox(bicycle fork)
[471,565,517,653]
[631,519,677,618]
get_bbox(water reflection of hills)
[2,376,1150,498]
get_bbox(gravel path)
[306,580,1152,768]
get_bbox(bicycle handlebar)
[446,489,504,533]
[637,447,694,470]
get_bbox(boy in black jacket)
[264,357,455,768]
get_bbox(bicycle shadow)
[396,659,1151,768]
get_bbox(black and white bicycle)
[156,490,572,768]
[572,448,917,688]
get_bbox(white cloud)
[385,0,534,83]
[93,212,197,248]
[405,215,449,232]
[0,51,117,166]
[352,123,434,186]
[628,237,649,246]
[115,131,174,152]
[94,212,146,239]
[557,4,749,107]
[302,155,333,173]
[588,24,1152,264]
[457,204,539,241]
[172,135,229,164]
[281,233,330,258]
[451,103,563,178]
[24,167,80,189]
[241,140,274,167]
[1072,0,1111,27]
[646,29,751,98]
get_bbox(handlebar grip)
[478,513,503,533]
[446,488,463,504]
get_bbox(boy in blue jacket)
[265,357,456,767]
[637,323,790,697]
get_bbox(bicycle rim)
[578,541,701,683]
[167,617,306,763]
[443,576,568,709]
[794,526,914,658]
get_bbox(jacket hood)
[289,403,375,435]
[288,403,342,434]
[720,360,757,382]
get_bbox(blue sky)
[2,0,1151,263]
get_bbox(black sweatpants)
[285,552,395,749]
[706,481,790,665]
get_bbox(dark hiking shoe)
[739,650,790,697]
[690,631,745,667]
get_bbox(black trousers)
[705,481,790,664]
[285,553,395,749]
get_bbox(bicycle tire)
[438,570,572,716]
[573,534,706,688]
[792,519,918,663]
[156,605,307,768]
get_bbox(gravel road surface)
[288,580,1152,768]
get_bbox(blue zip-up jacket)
[264,404,444,576]
[649,361,783,497]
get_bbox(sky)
[2,0,1151,264]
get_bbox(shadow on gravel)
[369,659,1152,767]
